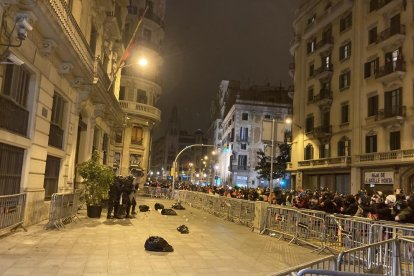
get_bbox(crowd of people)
[172,182,414,223]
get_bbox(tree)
[255,143,291,181]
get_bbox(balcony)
[298,156,351,169]
[140,9,165,29]
[315,36,334,54]
[312,89,332,107]
[375,106,406,125]
[369,0,401,14]
[311,125,332,139]
[313,64,333,80]
[354,148,414,167]
[375,59,405,84]
[229,165,250,172]
[0,95,28,137]
[376,24,405,51]
[235,135,249,143]
[303,0,353,39]
[289,35,300,55]
[119,100,161,123]
[48,123,64,149]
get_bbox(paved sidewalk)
[0,196,323,276]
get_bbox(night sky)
[155,1,301,137]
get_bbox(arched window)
[304,144,314,160]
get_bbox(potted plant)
[78,151,115,218]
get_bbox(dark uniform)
[107,178,122,219]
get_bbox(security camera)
[6,52,24,66]
[18,18,33,31]
[17,27,27,40]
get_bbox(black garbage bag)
[171,202,185,210]
[161,208,177,215]
[139,205,150,212]
[177,224,189,234]
[154,203,164,210]
[144,236,174,252]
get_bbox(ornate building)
[290,0,414,194]
[0,0,164,226]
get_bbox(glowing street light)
[138,57,148,67]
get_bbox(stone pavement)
[0,196,324,276]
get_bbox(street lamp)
[171,144,215,198]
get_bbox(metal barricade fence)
[271,255,337,276]
[0,193,26,233]
[265,205,297,240]
[337,239,397,275]
[45,191,80,229]
[399,236,414,276]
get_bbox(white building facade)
[213,81,292,188]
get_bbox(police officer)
[107,177,121,219]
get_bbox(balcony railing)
[313,125,332,138]
[355,149,414,165]
[312,89,332,105]
[298,156,351,168]
[315,36,334,52]
[375,59,405,80]
[140,9,165,28]
[377,24,405,44]
[119,100,161,122]
[313,64,333,79]
[0,95,28,137]
[48,123,64,149]
[235,135,249,143]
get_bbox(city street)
[0,196,321,276]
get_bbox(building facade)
[0,0,163,226]
[290,0,414,195]
[115,0,165,185]
[212,80,293,188]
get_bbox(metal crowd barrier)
[45,191,80,229]
[142,186,172,199]
[0,193,27,234]
[177,191,255,227]
[272,255,337,276]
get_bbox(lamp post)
[171,144,215,198]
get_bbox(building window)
[237,155,247,170]
[341,103,349,124]
[0,143,24,195]
[241,143,247,150]
[92,127,100,154]
[49,92,66,149]
[239,127,248,142]
[309,63,315,77]
[131,126,143,145]
[119,86,126,100]
[366,134,377,153]
[338,138,351,157]
[1,63,31,136]
[136,89,147,104]
[102,133,108,165]
[364,58,379,78]
[115,129,123,143]
[143,28,152,42]
[339,71,351,90]
[89,23,98,55]
[319,143,330,159]
[390,131,400,150]
[307,87,314,102]
[369,0,378,12]
[307,14,316,25]
[307,38,316,54]
[368,95,378,117]
[385,88,402,117]
[339,42,351,60]
[264,115,271,119]
[340,13,352,32]
[242,113,248,120]
[43,155,60,200]
[305,115,314,133]
[368,26,377,44]
[304,144,314,160]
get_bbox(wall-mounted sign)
[364,172,394,185]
